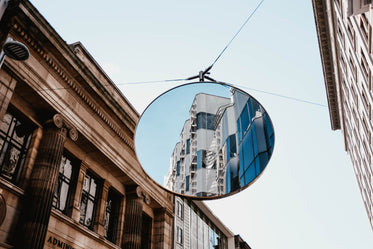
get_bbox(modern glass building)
[233,90,275,189]
[166,88,274,197]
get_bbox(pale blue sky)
[30,0,373,248]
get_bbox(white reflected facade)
[165,89,274,197]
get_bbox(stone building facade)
[0,1,174,248]
[313,0,373,230]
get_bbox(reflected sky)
[135,82,230,186]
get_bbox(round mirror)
[135,82,274,199]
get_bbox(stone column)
[17,114,78,249]
[153,208,174,249]
[122,186,150,249]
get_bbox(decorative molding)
[11,22,135,150]
[45,113,78,141]
[312,0,341,130]
[128,186,151,205]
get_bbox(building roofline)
[192,200,235,237]
[312,0,341,130]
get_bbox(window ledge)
[50,209,120,249]
[0,177,24,196]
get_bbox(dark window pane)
[251,122,258,155]
[53,152,80,214]
[0,108,33,184]
[259,152,269,172]
[255,157,261,176]
[176,161,180,176]
[226,137,230,162]
[196,112,215,130]
[80,172,100,230]
[229,134,236,159]
[225,162,231,193]
[186,175,190,191]
[186,139,190,154]
[240,105,249,133]
[237,119,242,143]
[244,163,256,185]
[242,130,254,172]
[197,150,206,169]
[239,144,244,179]
[105,189,120,243]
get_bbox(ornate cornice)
[11,22,135,150]
[312,0,341,130]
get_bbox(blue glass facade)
[225,134,239,193]
[236,98,274,188]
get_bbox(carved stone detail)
[11,23,135,150]
[47,114,78,141]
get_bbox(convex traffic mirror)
[135,82,274,199]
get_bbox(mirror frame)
[134,81,275,200]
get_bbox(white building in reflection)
[165,92,236,197]
[165,88,275,197]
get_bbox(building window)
[176,200,183,219]
[186,139,190,154]
[52,151,79,214]
[79,172,99,230]
[347,0,372,16]
[104,189,121,243]
[0,107,33,184]
[197,150,206,169]
[176,226,183,244]
[141,213,152,249]
[196,112,215,130]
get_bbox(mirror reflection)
[135,82,274,199]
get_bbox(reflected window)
[186,175,190,191]
[197,150,206,169]
[0,108,33,184]
[197,112,215,130]
[53,151,80,214]
[226,134,237,162]
[240,104,249,134]
[237,99,273,187]
[176,161,180,176]
[79,172,100,230]
[104,189,120,243]
[186,139,190,154]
